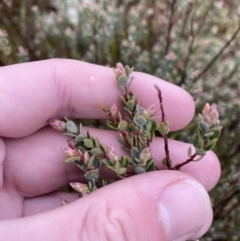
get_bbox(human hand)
[0,59,220,241]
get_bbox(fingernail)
[158,179,212,241]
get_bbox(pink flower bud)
[116,63,126,76]
[62,147,79,157]
[70,182,90,194]
[111,103,117,116]
[48,119,66,131]
[143,105,156,118]
[201,103,220,126]
[105,146,118,162]
[210,109,219,125]
[202,103,211,116]
[84,151,91,165]
[148,105,156,116]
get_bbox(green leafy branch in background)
[49,63,222,197]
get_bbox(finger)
[0,171,213,241]
[0,59,195,137]
[0,138,5,189]
[4,126,220,200]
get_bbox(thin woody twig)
[154,84,166,122]
[193,22,240,81]
[164,0,177,55]
[154,84,172,170]
[173,153,197,170]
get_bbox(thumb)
[0,171,212,241]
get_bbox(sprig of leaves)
[49,63,222,197]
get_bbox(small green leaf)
[118,120,128,131]
[124,107,133,119]
[74,161,87,172]
[127,76,134,89]
[87,155,96,169]
[134,158,142,164]
[120,156,129,168]
[141,130,150,140]
[136,103,144,115]
[146,159,155,172]
[117,75,128,86]
[198,121,209,133]
[192,134,199,148]
[85,169,99,180]
[75,144,85,153]
[117,174,126,179]
[146,121,152,132]
[113,160,120,170]
[107,120,117,130]
[90,148,102,156]
[127,135,134,145]
[126,100,135,111]
[79,123,83,133]
[116,167,127,175]
[134,166,146,174]
[84,139,94,148]
[66,121,77,133]
[86,131,91,139]
[209,128,221,140]
[204,132,214,138]
[94,138,101,148]
[63,133,77,137]
[93,158,101,169]
[129,123,139,132]
[120,96,127,105]
[205,142,216,151]
[187,147,192,157]
[194,156,204,162]
[129,93,136,102]
[102,159,112,166]
[131,147,139,160]
[205,139,217,151]
[198,136,204,149]
[162,157,167,167]
[75,134,85,142]
[196,149,206,156]
[118,136,126,145]
[150,132,155,142]
[64,156,80,164]
[117,83,126,93]
[192,134,204,149]
[105,164,116,172]
[158,122,169,136]
[133,115,147,127]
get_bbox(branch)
[193,22,240,81]
[173,153,197,170]
[154,84,172,170]
[164,0,177,55]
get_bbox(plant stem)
[173,153,197,170]
[154,84,172,170]
[164,0,177,55]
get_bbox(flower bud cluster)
[200,103,220,126]
[190,103,222,162]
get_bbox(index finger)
[0,59,195,137]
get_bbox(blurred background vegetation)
[0,0,240,239]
